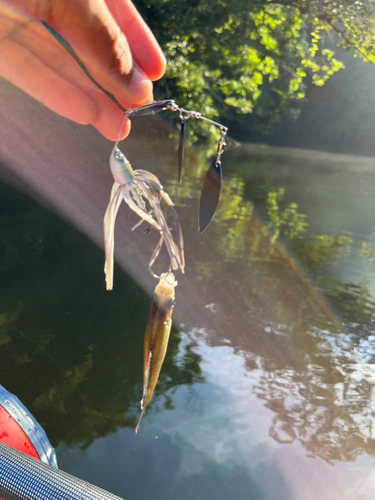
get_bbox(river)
[1,82,375,498]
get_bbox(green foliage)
[137,0,374,135]
[358,241,375,266]
[33,347,95,415]
[263,186,353,272]
[317,278,375,323]
[215,176,255,260]
[294,234,352,268]
[266,188,307,242]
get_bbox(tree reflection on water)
[192,148,375,465]
[254,329,375,462]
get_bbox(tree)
[136,0,375,136]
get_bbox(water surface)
[2,136,375,499]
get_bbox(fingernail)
[113,31,152,102]
[126,62,153,102]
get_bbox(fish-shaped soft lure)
[136,272,177,433]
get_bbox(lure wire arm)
[126,99,227,133]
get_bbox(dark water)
[2,140,375,499]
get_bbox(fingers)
[105,0,166,81]
[0,15,131,140]
[91,91,132,141]
[45,0,163,104]
[0,0,166,139]
[0,31,96,124]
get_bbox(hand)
[0,0,166,140]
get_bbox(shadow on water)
[0,182,203,447]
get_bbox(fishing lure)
[104,115,184,289]
[136,272,177,433]
[126,100,228,233]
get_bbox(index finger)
[105,0,166,81]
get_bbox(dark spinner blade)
[178,120,185,184]
[198,160,222,233]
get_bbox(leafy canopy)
[137,0,375,134]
